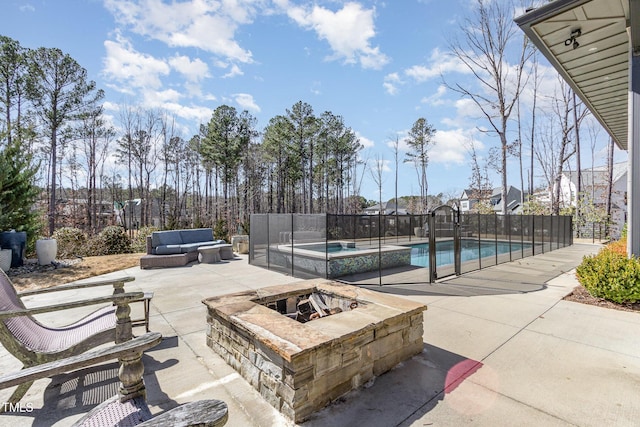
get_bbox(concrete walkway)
[1,242,639,426]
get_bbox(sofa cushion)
[180,241,222,253]
[180,228,214,244]
[155,244,183,255]
[152,231,183,248]
[179,243,202,253]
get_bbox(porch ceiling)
[515,0,632,150]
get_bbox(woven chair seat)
[6,305,116,353]
[75,395,153,427]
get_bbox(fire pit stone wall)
[203,280,427,423]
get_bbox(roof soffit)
[516,0,630,150]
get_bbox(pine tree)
[0,139,42,245]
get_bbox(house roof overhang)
[515,0,639,151]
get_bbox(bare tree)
[467,139,492,204]
[528,52,540,198]
[446,0,532,214]
[606,136,614,221]
[389,135,400,212]
[586,119,601,200]
[573,92,588,231]
[75,103,114,232]
[368,154,384,205]
[516,93,524,205]
[404,118,435,214]
[535,77,586,214]
[549,79,575,214]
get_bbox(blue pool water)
[300,242,360,254]
[410,239,529,267]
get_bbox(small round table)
[198,246,221,263]
[214,244,234,260]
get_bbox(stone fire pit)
[203,279,427,423]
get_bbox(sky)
[2,0,625,203]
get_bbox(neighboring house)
[460,186,523,214]
[43,198,115,229]
[363,202,408,215]
[115,198,162,229]
[459,189,492,212]
[557,162,627,239]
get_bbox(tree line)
[0,35,373,239]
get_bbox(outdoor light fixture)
[565,28,581,50]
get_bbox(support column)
[628,52,640,257]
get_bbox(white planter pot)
[0,249,11,272]
[36,239,58,266]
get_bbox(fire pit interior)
[203,280,427,423]
[264,290,359,323]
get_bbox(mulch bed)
[564,285,640,314]
[6,258,82,277]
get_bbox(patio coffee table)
[198,246,221,263]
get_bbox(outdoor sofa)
[140,228,225,269]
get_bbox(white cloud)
[169,55,210,82]
[356,131,375,148]
[103,34,170,91]
[441,98,483,128]
[404,48,467,83]
[383,73,402,95]
[146,88,183,104]
[233,93,261,112]
[104,0,255,64]
[431,129,473,164]
[102,101,120,112]
[19,4,35,12]
[223,64,244,79]
[368,157,391,173]
[282,2,389,69]
[310,81,322,95]
[156,102,213,124]
[420,85,448,106]
[387,127,478,166]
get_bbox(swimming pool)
[299,242,360,253]
[269,241,412,278]
[409,239,530,268]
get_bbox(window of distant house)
[461,201,469,209]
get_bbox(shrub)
[52,227,88,258]
[87,226,132,256]
[131,226,158,253]
[214,219,229,242]
[576,239,640,304]
[606,237,627,256]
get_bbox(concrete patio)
[1,242,639,426]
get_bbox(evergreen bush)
[214,219,229,242]
[87,226,131,256]
[0,140,42,250]
[576,238,640,304]
[131,226,158,253]
[52,227,88,258]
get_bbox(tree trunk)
[573,92,582,235]
[606,136,614,219]
[500,131,508,216]
[48,128,57,236]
